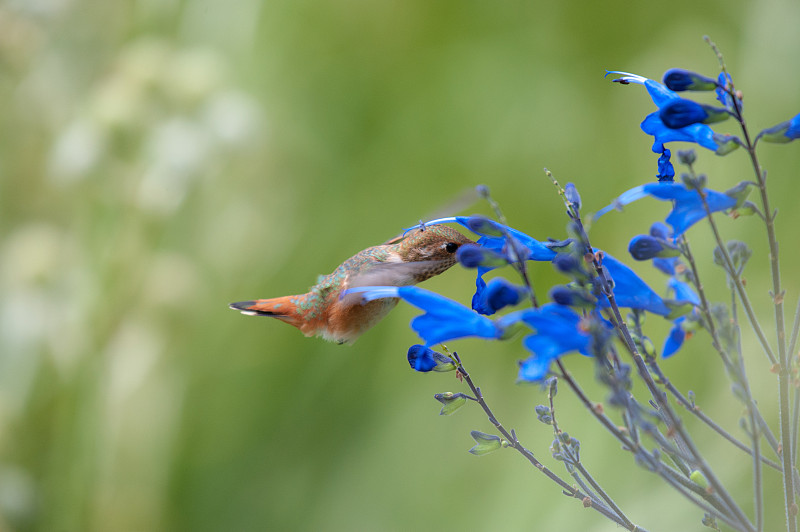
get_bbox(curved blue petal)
[662,317,687,358]
[473,277,525,316]
[643,182,736,235]
[598,253,671,316]
[598,182,737,237]
[516,304,594,382]
[346,286,501,346]
[668,278,700,306]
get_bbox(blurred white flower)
[47,118,106,183]
[202,90,264,147]
[137,117,211,213]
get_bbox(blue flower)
[473,277,527,315]
[606,71,740,157]
[597,252,672,316]
[407,345,455,372]
[662,316,687,358]
[516,304,596,382]
[757,113,800,143]
[345,286,501,346]
[595,182,737,237]
[662,69,718,92]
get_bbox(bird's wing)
[339,259,448,305]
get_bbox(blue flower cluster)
[343,65,800,386]
[606,68,800,178]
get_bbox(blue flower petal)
[668,277,700,306]
[473,277,525,316]
[597,182,737,237]
[345,286,501,346]
[662,316,687,358]
[653,257,677,275]
[598,253,672,316]
[516,304,594,382]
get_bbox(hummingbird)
[229,224,475,344]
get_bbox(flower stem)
[449,351,642,530]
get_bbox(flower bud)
[724,181,754,208]
[407,345,455,372]
[662,69,718,91]
[564,182,582,211]
[434,392,468,416]
[473,278,526,315]
[628,235,680,260]
[456,243,507,269]
[676,149,696,166]
[468,430,503,456]
[757,113,800,143]
[464,216,504,237]
[549,285,596,309]
[660,99,728,129]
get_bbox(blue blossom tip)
[456,244,507,269]
[464,216,505,237]
[659,100,727,129]
[662,69,718,92]
[473,278,526,316]
[628,235,680,261]
[649,222,672,241]
[564,183,582,211]
[552,253,588,279]
[407,345,454,372]
[549,285,596,309]
[757,113,800,144]
[662,317,687,358]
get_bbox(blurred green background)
[2,0,800,530]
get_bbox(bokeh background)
[2,0,800,530]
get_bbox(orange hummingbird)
[229,225,474,344]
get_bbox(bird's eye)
[444,242,459,253]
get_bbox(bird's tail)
[229,296,304,330]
